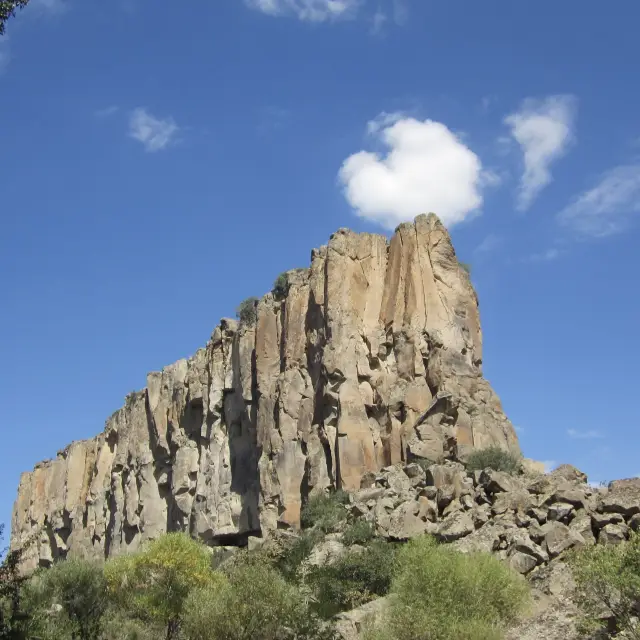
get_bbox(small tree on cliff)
[0,1,29,35]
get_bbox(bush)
[21,558,109,640]
[276,529,325,582]
[366,536,529,640]
[342,519,376,546]
[272,273,289,298]
[104,533,224,640]
[236,297,259,325]
[301,491,350,532]
[308,539,398,618]
[183,555,332,640]
[569,532,640,638]
[465,446,523,475]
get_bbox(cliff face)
[11,214,519,568]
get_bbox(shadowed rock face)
[10,214,519,568]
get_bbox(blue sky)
[2,0,640,537]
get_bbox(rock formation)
[11,213,519,569]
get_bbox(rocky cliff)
[11,213,519,569]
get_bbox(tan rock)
[11,214,520,563]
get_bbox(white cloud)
[558,164,640,237]
[339,115,491,229]
[504,95,576,210]
[128,108,179,152]
[567,428,603,440]
[95,105,119,118]
[245,0,359,21]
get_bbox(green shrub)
[465,446,523,475]
[183,555,332,640]
[236,297,259,325]
[301,490,350,532]
[309,539,398,619]
[276,529,325,582]
[366,536,529,640]
[104,533,224,640]
[342,519,376,546]
[569,532,640,638]
[21,558,108,640]
[272,273,289,298]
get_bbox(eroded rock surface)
[11,214,519,568]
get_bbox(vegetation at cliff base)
[1,522,531,640]
[365,535,530,640]
[569,531,640,638]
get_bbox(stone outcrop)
[11,214,519,569]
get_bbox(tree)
[0,1,29,35]
[465,446,523,475]
[22,558,108,640]
[0,523,31,640]
[183,554,332,640]
[104,533,223,640]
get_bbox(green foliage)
[301,491,350,532]
[276,529,324,582]
[308,539,398,619]
[272,272,289,298]
[104,533,224,640]
[465,446,523,475]
[22,558,108,640]
[0,0,29,35]
[1,523,33,640]
[99,609,164,640]
[342,519,376,546]
[569,532,640,638]
[459,261,472,276]
[236,297,259,325]
[183,554,332,640]
[366,536,529,640]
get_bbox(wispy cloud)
[245,0,407,25]
[558,164,640,237]
[245,0,359,21]
[128,108,179,152]
[526,248,562,263]
[30,0,67,14]
[504,95,576,210]
[339,113,495,229]
[256,105,290,135]
[95,106,119,118]
[474,233,502,254]
[567,428,604,440]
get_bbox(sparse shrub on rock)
[236,296,259,324]
[465,446,523,475]
[342,519,376,546]
[301,490,350,532]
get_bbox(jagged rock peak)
[11,213,519,569]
